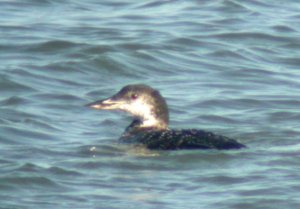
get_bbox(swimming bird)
[86,84,246,150]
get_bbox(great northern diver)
[86,84,246,150]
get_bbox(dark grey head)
[87,84,169,130]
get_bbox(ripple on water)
[0,76,35,96]
[0,175,61,191]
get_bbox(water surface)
[1,0,300,208]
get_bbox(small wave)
[212,32,293,43]
[0,176,58,188]
[0,96,31,106]
[29,40,82,53]
[0,76,35,94]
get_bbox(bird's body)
[120,129,244,150]
[87,84,245,150]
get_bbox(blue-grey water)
[1,0,300,208]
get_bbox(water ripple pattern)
[1,0,300,208]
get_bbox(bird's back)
[119,129,245,150]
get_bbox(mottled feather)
[120,129,245,150]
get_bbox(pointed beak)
[86,97,125,110]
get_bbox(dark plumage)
[87,84,246,150]
[120,129,245,150]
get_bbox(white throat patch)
[120,99,159,128]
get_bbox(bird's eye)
[131,94,138,100]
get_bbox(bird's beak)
[86,97,125,110]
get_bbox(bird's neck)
[123,118,168,136]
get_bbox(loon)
[86,84,246,150]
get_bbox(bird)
[86,84,246,150]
